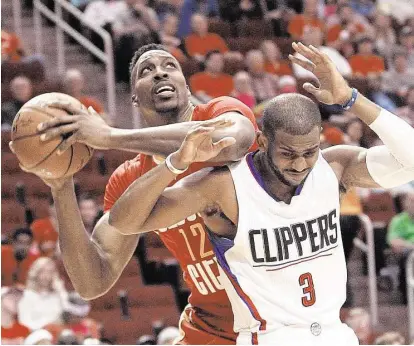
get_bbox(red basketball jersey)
[104,97,258,344]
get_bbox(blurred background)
[1,0,414,344]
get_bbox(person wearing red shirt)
[18,43,258,345]
[189,50,234,102]
[1,287,30,345]
[1,228,40,287]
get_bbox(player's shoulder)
[109,154,142,181]
[194,96,256,121]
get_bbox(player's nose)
[153,66,169,81]
[292,157,307,172]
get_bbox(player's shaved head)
[262,94,322,140]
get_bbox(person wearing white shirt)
[18,258,69,331]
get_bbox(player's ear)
[256,131,268,152]
[186,85,191,97]
[132,94,139,107]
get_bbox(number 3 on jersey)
[299,272,316,307]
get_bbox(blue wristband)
[341,88,358,110]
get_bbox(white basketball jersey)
[208,152,348,343]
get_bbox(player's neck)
[254,152,297,204]
[178,102,195,123]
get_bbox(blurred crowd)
[2,0,414,344]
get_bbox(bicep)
[323,145,381,189]
[91,213,140,280]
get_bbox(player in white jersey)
[106,43,414,345]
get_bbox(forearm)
[52,180,109,298]
[108,160,177,234]
[108,121,200,155]
[348,92,382,126]
[107,113,255,162]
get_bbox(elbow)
[107,212,142,235]
[229,123,256,161]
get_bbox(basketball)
[11,92,93,179]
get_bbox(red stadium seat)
[361,191,396,229]
[1,199,27,226]
[2,152,21,174]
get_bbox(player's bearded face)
[132,51,188,115]
[266,128,320,187]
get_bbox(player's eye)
[166,62,176,68]
[140,66,152,76]
[281,152,294,158]
[304,151,316,158]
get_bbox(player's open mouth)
[154,83,176,97]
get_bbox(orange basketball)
[11,92,93,179]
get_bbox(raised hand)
[171,118,237,168]
[37,102,112,154]
[289,42,352,105]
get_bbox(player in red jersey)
[19,44,258,344]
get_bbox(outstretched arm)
[51,179,139,300]
[290,42,414,190]
[36,99,256,162]
[109,118,236,235]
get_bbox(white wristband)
[165,154,188,175]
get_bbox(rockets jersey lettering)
[208,151,347,336]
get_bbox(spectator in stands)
[23,329,53,345]
[398,27,414,67]
[45,292,100,343]
[245,49,279,104]
[278,75,297,94]
[374,331,406,345]
[184,13,229,61]
[1,287,30,344]
[345,308,374,345]
[287,0,324,40]
[381,51,414,105]
[112,0,159,44]
[1,228,40,287]
[189,50,233,101]
[18,257,69,330]
[156,326,180,345]
[177,0,219,38]
[326,4,374,48]
[376,0,414,26]
[260,40,293,77]
[137,335,156,345]
[225,0,263,22]
[63,69,104,114]
[373,11,397,62]
[159,14,187,63]
[1,76,33,129]
[1,30,24,62]
[395,86,414,126]
[30,198,58,258]
[231,71,256,109]
[83,0,125,30]
[293,27,352,79]
[350,0,375,18]
[348,37,385,78]
[387,191,414,304]
[56,329,80,345]
[78,194,100,234]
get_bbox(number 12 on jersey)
[299,272,316,307]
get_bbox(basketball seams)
[25,138,66,170]
[62,145,74,178]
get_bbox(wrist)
[169,152,190,171]
[336,87,354,106]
